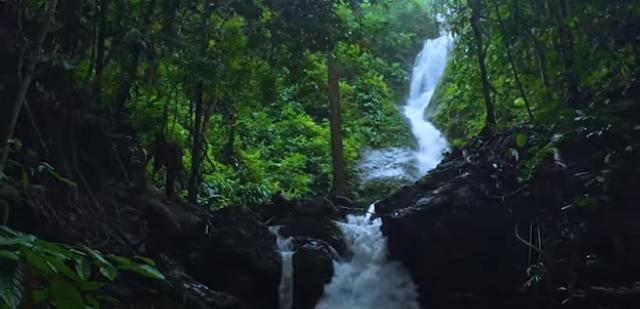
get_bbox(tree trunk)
[160,0,180,53]
[469,0,496,132]
[186,0,214,204]
[187,81,204,204]
[93,0,109,102]
[113,0,157,111]
[492,0,534,121]
[534,38,550,88]
[327,49,348,194]
[0,0,58,175]
[550,0,580,107]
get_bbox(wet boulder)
[292,240,336,309]
[267,197,349,308]
[186,206,281,309]
[378,158,525,308]
[272,198,347,258]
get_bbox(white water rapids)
[315,204,420,309]
[358,33,452,181]
[270,226,295,309]
[272,33,452,309]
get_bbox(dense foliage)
[430,0,640,146]
[0,226,163,308]
[3,0,439,207]
[1,0,640,308]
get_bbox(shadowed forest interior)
[1,0,639,308]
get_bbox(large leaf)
[74,258,91,281]
[0,250,20,261]
[0,235,36,247]
[50,279,85,309]
[126,264,166,280]
[98,264,117,282]
[110,255,165,280]
[47,257,81,282]
[23,250,55,276]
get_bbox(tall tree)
[187,0,215,204]
[266,0,351,194]
[0,0,58,175]
[468,0,496,132]
[93,0,109,102]
[548,0,580,107]
[187,81,206,203]
[327,47,348,194]
[491,0,534,121]
[112,0,158,112]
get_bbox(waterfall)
[314,33,452,308]
[315,204,420,309]
[270,226,295,309]
[272,33,452,309]
[358,33,452,181]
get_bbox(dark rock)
[257,193,296,221]
[331,195,355,209]
[186,206,281,309]
[292,198,338,218]
[267,197,348,308]
[111,262,254,309]
[378,116,640,309]
[279,215,347,259]
[292,240,335,309]
[379,167,524,309]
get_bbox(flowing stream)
[316,34,452,308]
[316,204,420,309]
[358,33,452,182]
[272,33,452,309]
[270,226,295,309]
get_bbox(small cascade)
[269,226,295,309]
[358,33,452,182]
[315,204,420,309]
[273,32,453,309]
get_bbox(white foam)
[359,33,452,182]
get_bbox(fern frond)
[0,260,24,309]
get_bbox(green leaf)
[85,294,101,309]
[0,251,20,261]
[0,235,36,246]
[98,265,117,282]
[37,241,72,260]
[109,255,132,267]
[111,255,165,280]
[0,226,18,237]
[95,294,118,304]
[79,281,104,291]
[74,258,91,281]
[515,133,528,148]
[51,279,85,309]
[48,257,80,282]
[133,256,156,267]
[23,250,55,275]
[126,264,165,280]
[83,247,109,265]
[514,97,525,107]
[32,288,49,305]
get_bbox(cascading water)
[314,33,453,308]
[272,33,452,309]
[269,226,295,309]
[316,204,420,309]
[358,33,452,181]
